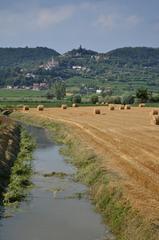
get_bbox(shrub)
[91,95,99,104]
[46,91,54,99]
[136,88,148,102]
[149,94,159,103]
[104,96,121,104]
[72,94,82,104]
[112,96,121,104]
[121,95,135,104]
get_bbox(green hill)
[0,46,159,95]
[105,47,159,66]
[0,47,60,67]
[60,47,159,94]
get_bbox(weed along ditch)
[0,124,115,240]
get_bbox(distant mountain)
[57,47,159,94]
[105,47,159,67]
[0,47,60,67]
[1,46,159,94]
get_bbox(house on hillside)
[96,89,102,94]
[40,57,59,70]
[6,85,12,89]
[33,83,40,91]
[39,82,48,90]
[72,66,82,70]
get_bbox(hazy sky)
[0,0,159,53]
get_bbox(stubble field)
[23,106,159,222]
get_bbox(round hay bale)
[94,109,101,114]
[101,102,105,105]
[61,104,67,109]
[152,115,159,125]
[139,103,145,107]
[23,105,29,111]
[105,103,109,106]
[125,105,131,110]
[109,105,115,111]
[150,109,158,115]
[72,103,78,107]
[37,105,44,111]
[119,105,125,110]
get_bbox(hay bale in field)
[151,115,159,125]
[125,105,131,110]
[101,102,105,105]
[94,109,101,114]
[72,103,78,107]
[37,105,44,111]
[150,109,158,115]
[23,105,29,111]
[105,103,109,106]
[61,104,67,109]
[109,105,115,110]
[139,103,145,107]
[119,105,125,110]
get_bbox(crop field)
[22,106,159,222]
[0,89,47,97]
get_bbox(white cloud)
[0,4,76,34]
[127,15,141,26]
[36,5,76,29]
[96,14,141,30]
[96,15,117,30]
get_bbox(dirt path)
[24,106,159,221]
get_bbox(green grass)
[3,128,35,206]
[145,103,159,107]
[0,89,47,98]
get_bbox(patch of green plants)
[3,128,35,206]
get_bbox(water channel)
[0,125,114,240]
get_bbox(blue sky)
[0,0,159,53]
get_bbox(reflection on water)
[0,126,114,240]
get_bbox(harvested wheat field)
[23,106,159,222]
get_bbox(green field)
[0,89,47,98]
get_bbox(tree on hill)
[72,94,82,104]
[91,95,99,104]
[46,91,54,99]
[136,88,149,102]
[52,81,66,100]
[121,94,135,104]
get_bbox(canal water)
[0,126,114,240]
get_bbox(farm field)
[22,106,159,222]
[0,89,47,98]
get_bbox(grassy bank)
[11,112,159,240]
[3,128,35,206]
[0,118,21,198]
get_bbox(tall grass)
[3,129,35,206]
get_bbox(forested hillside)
[0,47,60,67]
[0,46,159,94]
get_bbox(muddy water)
[0,126,114,240]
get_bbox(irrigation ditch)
[0,115,115,240]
